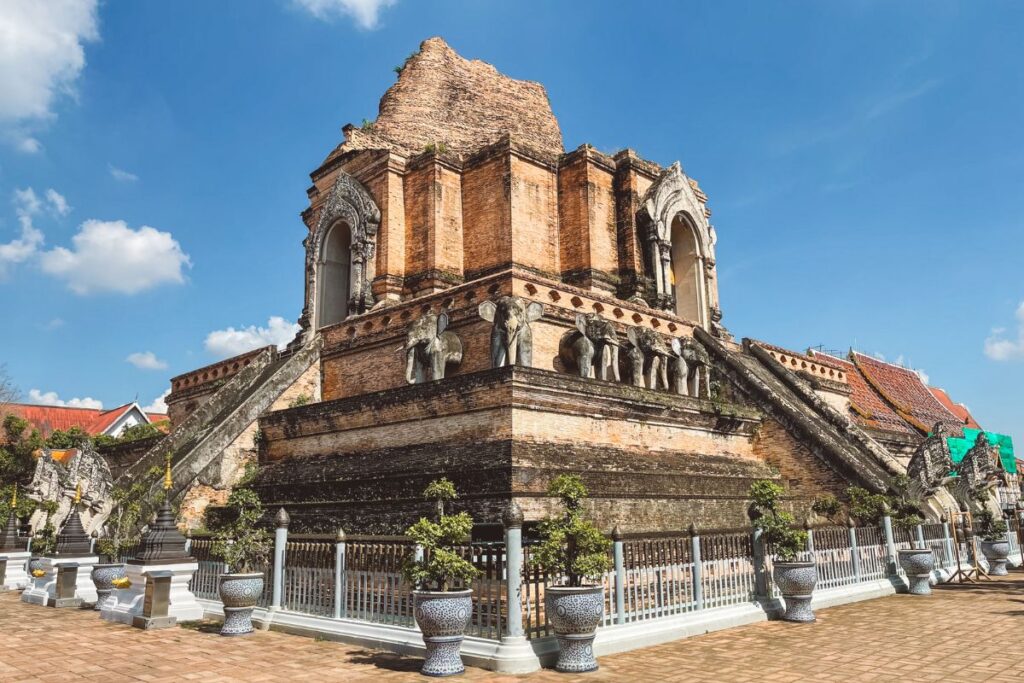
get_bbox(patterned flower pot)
[897,548,935,595]
[545,585,604,673]
[980,540,1011,576]
[218,572,264,636]
[773,562,817,622]
[90,563,126,611]
[412,589,473,677]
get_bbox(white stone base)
[100,561,202,624]
[20,556,98,606]
[0,551,31,591]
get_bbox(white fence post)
[271,507,289,610]
[805,521,815,554]
[882,514,897,575]
[941,515,954,566]
[915,523,926,550]
[752,527,768,600]
[334,527,346,619]
[848,520,861,580]
[612,525,625,625]
[502,504,524,639]
[690,524,703,611]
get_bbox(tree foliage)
[402,478,478,591]
[212,473,270,574]
[749,479,807,563]
[530,474,612,587]
[95,463,165,560]
[0,415,43,487]
[975,507,1008,542]
[811,493,842,521]
[847,475,923,530]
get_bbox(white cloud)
[40,219,191,294]
[915,369,930,385]
[142,389,169,415]
[985,301,1024,361]
[126,351,168,371]
[0,0,99,149]
[44,188,70,216]
[205,316,300,359]
[28,388,103,410]
[108,164,139,183]
[0,188,46,277]
[292,0,397,29]
[42,318,65,331]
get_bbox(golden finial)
[10,484,16,508]
[74,482,82,504]
[163,455,173,491]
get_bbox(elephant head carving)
[626,326,672,390]
[670,336,712,398]
[478,296,544,368]
[559,312,621,381]
[405,310,463,383]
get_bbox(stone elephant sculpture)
[625,326,672,390]
[670,336,712,398]
[478,296,544,367]
[558,312,621,381]
[405,310,463,383]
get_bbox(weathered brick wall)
[751,419,850,500]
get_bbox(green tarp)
[944,428,1016,475]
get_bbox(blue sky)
[0,1,1021,448]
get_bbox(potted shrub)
[887,476,933,595]
[750,480,814,622]
[91,465,161,610]
[531,474,612,673]
[403,478,478,677]
[212,486,270,636]
[976,508,1010,576]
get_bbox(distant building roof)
[1,401,163,439]
[850,352,964,435]
[820,353,918,436]
[927,386,982,430]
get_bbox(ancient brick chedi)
[148,37,999,535]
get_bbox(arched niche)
[317,220,352,329]
[639,162,717,330]
[670,213,706,324]
[301,171,381,337]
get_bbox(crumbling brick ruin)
[111,37,1007,535]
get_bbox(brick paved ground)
[2,572,1023,682]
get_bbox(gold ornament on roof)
[10,484,16,507]
[74,482,82,505]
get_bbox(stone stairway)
[694,328,902,492]
[108,337,321,526]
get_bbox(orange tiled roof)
[928,386,981,430]
[2,402,139,438]
[816,352,918,435]
[850,352,964,435]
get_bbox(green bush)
[530,474,612,587]
[846,486,888,526]
[212,476,270,574]
[96,462,165,560]
[976,508,1008,542]
[402,478,478,592]
[749,479,806,562]
[810,493,842,521]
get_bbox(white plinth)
[0,551,30,591]
[100,560,203,624]
[20,556,98,606]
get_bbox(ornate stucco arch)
[639,162,719,329]
[302,171,381,334]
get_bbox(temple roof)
[328,37,563,162]
[928,386,981,430]
[1,402,163,439]
[850,352,964,435]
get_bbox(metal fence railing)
[184,514,966,642]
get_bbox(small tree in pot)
[887,474,934,594]
[531,474,612,673]
[976,506,1011,576]
[750,480,814,622]
[212,480,270,636]
[403,478,478,677]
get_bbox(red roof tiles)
[850,352,964,435]
[1,402,158,439]
[928,386,981,430]
[818,353,918,435]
